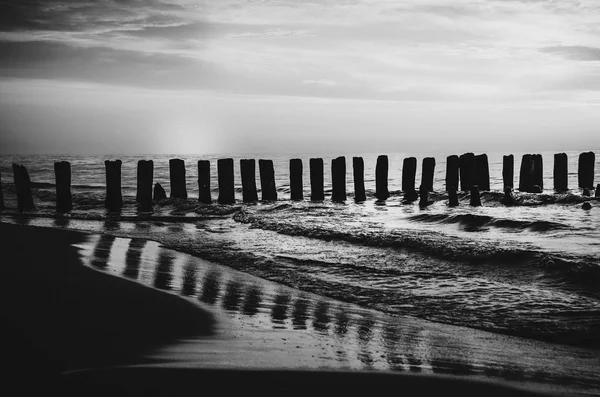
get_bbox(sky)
[0,0,599,155]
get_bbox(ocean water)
[0,150,599,351]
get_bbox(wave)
[408,213,571,232]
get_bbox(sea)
[1,150,600,392]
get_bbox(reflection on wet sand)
[77,233,600,394]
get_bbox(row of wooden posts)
[0,152,597,213]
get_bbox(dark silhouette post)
[519,154,532,192]
[445,155,459,192]
[595,184,600,198]
[169,159,187,199]
[448,187,459,207]
[289,159,303,201]
[583,188,591,197]
[136,160,153,209]
[353,157,366,202]
[104,160,122,212]
[197,160,212,204]
[402,157,417,195]
[331,156,346,202]
[470,185,481,207]
[12,164,34,212]
[0,171,4,210]
[553,153,568,192]
[240,159,258,203]
[578,152,595,189]
[310,158,324,201]
[153,183,167,200]
[54,161,72,213]
[259,159,277,201]
[375,155,389,200]
[475,154,490,191]
[418,185,429,208]
[503,155,514,189]
[421,157,436,192]
[532,154,543,191]
[217,158,235,204]
[501,187,516,206]
[459,153,475,192]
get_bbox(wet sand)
[0,221,596,396]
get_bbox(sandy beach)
[1,220,598,396]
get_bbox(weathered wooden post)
[331,156,346,202]
[153,183,167,200]
[197,160,212,204]
[445,155,459,192]
[532,154,543,191]
[501,187,516,206]
[475,154,490,191]
[421,157,436,192]
[402,157,417,196]
[448,187,459,207]
[12,164,35,212]
[459,153,475,192]
[470,185,481,207]
[503,155,514,189]
[553,153,568,192]
[375,155,389,200]
[419,185,429,208]
[595,184,600,198]
[217,158,235,204]
[353,157,366,202]
[0,172,4,210]
[104,160,123,212]
[519,154,532,192]
[136,160,153,209]
[289,158,303,201]
[169,158,187,199]
[259,159,277,201]
[54,161,72,213]
[578,151,595,189]
[310,158,324,201]
[240,159,258,203]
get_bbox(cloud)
[540,46,600,61]
[228,28,314,39]
[302,79,339,86]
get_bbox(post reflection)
[381,321,405,371]
[356,315,376,367]
[53,217,70,228]
[291,296,310,330]
[123,238,145,280]
[181,259,197,297]
[312,301,330,334]
[222,280,244,312]
[90,235,116,269]
[102,219,120,232]
[334,308,350,336]
[154,248,174,290]
[200,270,221,305]
[242,286,263,316]
[271,291,291,327]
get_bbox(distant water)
[0,150,599,350]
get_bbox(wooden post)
[470,185,481,207]
[136,160,153,209]
[240,159,258,203]
[501,187,516,206]
[375,155,389,200]
[0,171,4,210]
[553,153,568,192]
[12,164,35,212]
[54,161,72,213]
[217,158,235,204]
[331,156,346,202]
[532,154,543,191]
[402,157,417,195]
[310,158,324,201]
[353,157,366,202]
[519,154,532,192]
[104,160,123,212]
[421,157,436,192]
[290,159,303,201]
[459,153,475,192]
[259,159,277,201]
[595,184,600,198]
[169,158,187,199]
[445,155,459,192]
[448,187,459,207]
[197,160,212,204]
[475,154,490,191]
[578,151,595,189]
[153,183,167,200]
[502,155,514,189]
[418,185,429,208]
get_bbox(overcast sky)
[1,0,599,155]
